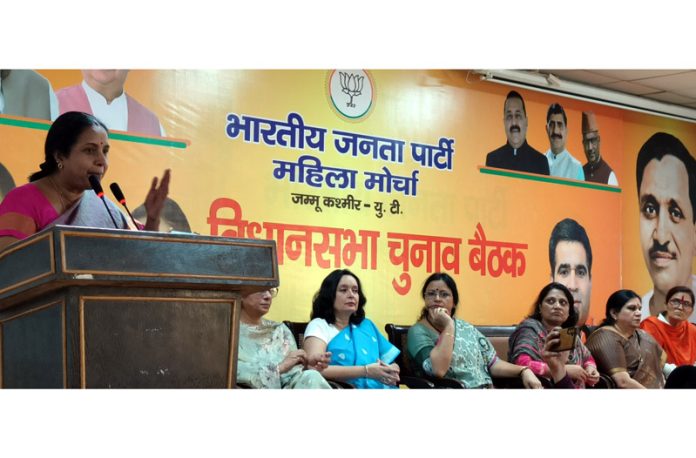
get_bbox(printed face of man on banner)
[504,96,528,149]
[549,218,593,327]
[546,113,567,155]
[636,132,696,312]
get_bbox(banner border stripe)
[0,117,188,149]
[480,167,622,193]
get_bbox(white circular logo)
[328,69,374,120]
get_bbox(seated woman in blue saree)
[303,269,401,389]
[0,111,170,252]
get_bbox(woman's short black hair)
[310,269,366,325]
[29,111,108,182]
[417,272,460,321]
[600,289,641,327]
[529,282,577,328]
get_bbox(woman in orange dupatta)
[641,286,696,371]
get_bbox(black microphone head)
[88,175,104,197]
[110,182,126,203]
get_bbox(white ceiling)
[542,70,696,109]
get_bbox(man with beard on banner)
[485,90,549,175]
[636,132,696,324]
[544,103,584,181]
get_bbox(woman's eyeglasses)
[669,297,693,309]
[425,290,452,300]
[255,288,278,298]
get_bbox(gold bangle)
[364,365,369,378]
[442,332,454,338]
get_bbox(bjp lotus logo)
[328,69,374,121]
[339,72,364,108]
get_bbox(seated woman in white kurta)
[237,288,332,389]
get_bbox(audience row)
[236,269,696,389]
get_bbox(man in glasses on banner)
[581,111,618,186]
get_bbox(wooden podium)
[0,226,278,388]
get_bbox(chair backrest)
[476,325,516,362]
[283,321,308,349]
[384,323,417,376]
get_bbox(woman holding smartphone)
[586,290,666,388]
[509,282,599,388]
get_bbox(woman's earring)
[57,162,63,169]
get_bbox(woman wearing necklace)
[0,111,170,251]
[586,290,666,388]
[237,288,332,389]
[303,269,401,388]
[406,272,542,389]
[508,282,599,388]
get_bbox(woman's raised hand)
[143,169,171,231]
[428,306,453,331]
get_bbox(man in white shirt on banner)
[57,70,165,137]
[545,103,585,181]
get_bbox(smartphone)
[552,327,578,352]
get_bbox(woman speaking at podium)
[0,111,170,251]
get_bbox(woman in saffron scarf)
[640,286,696,372]
[303,269,401,389]
[0,111,170,252]
[508,282,599,388]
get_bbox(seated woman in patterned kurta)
[407,272,542,389]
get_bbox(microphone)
[88,175,119,228]
[110,182,140,230]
